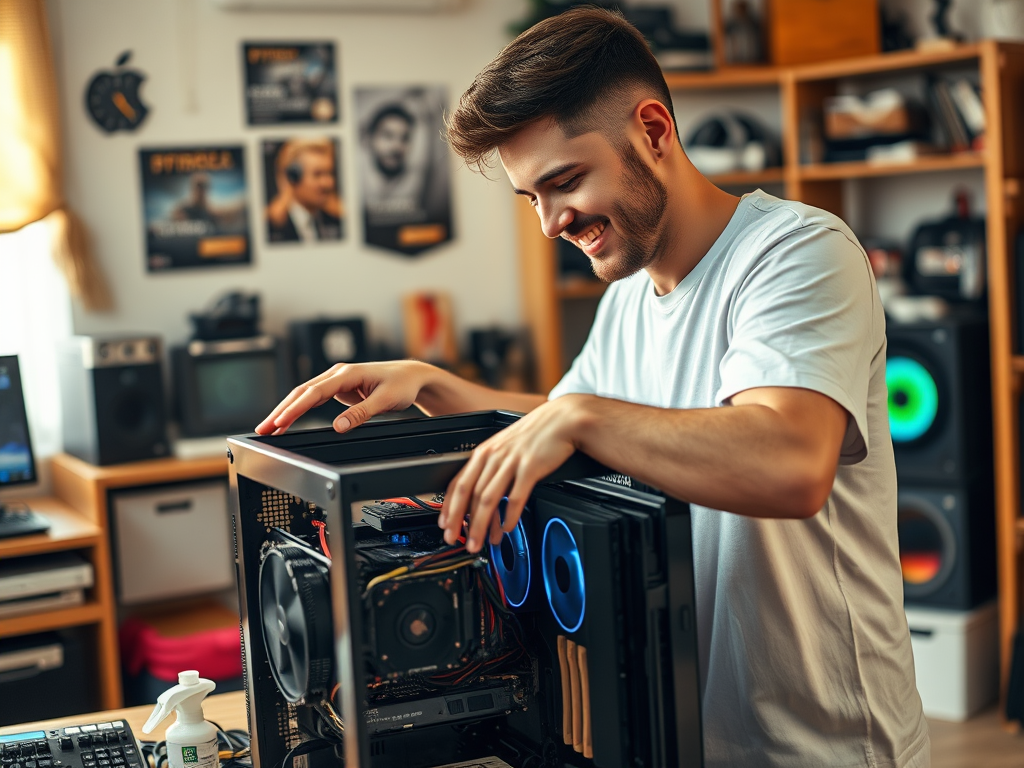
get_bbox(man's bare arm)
[256,360,546,435]
[441,386,850,551]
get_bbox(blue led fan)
[542,517,585,634]
[489,501,532,609]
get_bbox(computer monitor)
[0,355,36,488]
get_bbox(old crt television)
[0,356,36,488]
[172,336,288,438]
[228,412,704,768]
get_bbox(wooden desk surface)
[0,691,247,742]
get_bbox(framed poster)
[355,85,453,256]
[139,147,251,272]
[262,137,344,244]
[244,42,338,125]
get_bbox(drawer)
[111,480,234,605]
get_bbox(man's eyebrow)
[512,162,581,196]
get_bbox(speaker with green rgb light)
[885,312,992,484]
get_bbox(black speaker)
[289,317,369,381]
[59,336,169,466]
[885,311,992,484]
[898,481,995,610]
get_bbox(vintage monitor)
[228,412,703,768]
[172,336,288,438]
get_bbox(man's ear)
[634,99,677,160]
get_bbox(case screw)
[227,448,234,464]
[326,481,336,499]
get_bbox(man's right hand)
[255,360,436,436]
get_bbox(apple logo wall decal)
[85,51,149,133]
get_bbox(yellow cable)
[390,558,479,582]
[363,565,409,593]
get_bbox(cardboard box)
[768,0,879,66]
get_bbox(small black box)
[0,630,96,726]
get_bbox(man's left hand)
[439,395,589,552]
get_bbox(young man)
[257,8,928,767]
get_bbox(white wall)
[47,0,1023,353]
[49,0,529,354]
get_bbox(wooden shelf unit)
[516,42,1024,707]
[0,494,111,708]
[9,452,231,712]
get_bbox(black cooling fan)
[259,542,334,704]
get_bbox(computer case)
[228,411,703,768]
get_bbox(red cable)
[311,520,331,560]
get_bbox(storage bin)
[905,601,998,721]
[110,479,234,605]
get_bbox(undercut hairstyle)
[446,6,677,172]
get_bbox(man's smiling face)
[499,117,669,283]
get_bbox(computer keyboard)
[0,505,51,539]
[0,720,144,768]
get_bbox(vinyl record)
[489,509,531,609]
[886,355,939,443]
[542,517,585,634]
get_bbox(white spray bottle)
[143,670,219,768]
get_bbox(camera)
[230,412,704,768]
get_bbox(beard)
[588,142,669,283]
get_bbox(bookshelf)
[516,41,1024,710]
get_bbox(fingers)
[255,364,353,434]
[468,461,518,551]
[335,386,394,433]
[441,442,529,554]
[442,456,484,547]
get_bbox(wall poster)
[244,42,338,125]
[262,137,344,244]
[354,85,453,256]
[139,147,251,272]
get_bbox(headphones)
[285,162,304,185]
[684,112,780,176]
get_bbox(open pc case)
[227,411,704,768]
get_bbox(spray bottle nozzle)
[142,670,217,735]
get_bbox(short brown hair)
[446,6,676,172]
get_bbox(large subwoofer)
[897,483,995,610]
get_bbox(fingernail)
[437,513,446,527]
[468,537,478,551]
[335,416,351,432]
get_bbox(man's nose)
[537,200,573,240]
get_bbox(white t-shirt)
[550,191,929,768]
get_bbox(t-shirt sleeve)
[716,223,877,464]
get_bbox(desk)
[0,691,246,743]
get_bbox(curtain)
[0,0,111,310]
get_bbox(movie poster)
[139,147,251,272]
[244,42,338,125]
[354,85,453,256]
[262,137,344,244]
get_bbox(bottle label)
[168,737,218,768]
